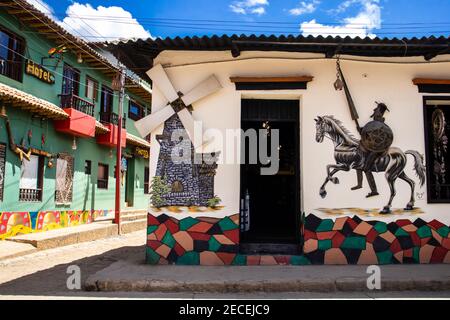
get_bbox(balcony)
[19,188,42,202]
[54,93,96,138]
[96,112,127,148]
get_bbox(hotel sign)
[25,60,55,84]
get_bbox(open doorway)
[240,99,301,255]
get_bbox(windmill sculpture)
[135,64,222,207]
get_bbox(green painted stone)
[394,227,409,237]
[161,230,176,248]
[147,225,158,235]
[412,247,420,263]
[146,248,160,265]
[218,216,238,232]
[417,225,432,238]
[179,217,199,231]
[373,222,388,234]
[176,252,200,265]
[316,219,334,232]
[376,250,393,264]
[318,239,332,251]
[208,236,221,252]
[290,255,311,265]
[437,226,450,238]
[341,236,366,250]
[232,254,247,265]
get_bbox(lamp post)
[112,67,126,234]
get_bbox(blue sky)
[28,0,450,40]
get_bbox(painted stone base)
[146,213,450,265]
[0,209,111,240]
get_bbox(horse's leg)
[326,164,340,184]
[351,170,363,190]
[398,171,416,210]
[381,175,397,214]
[319,165,349,198]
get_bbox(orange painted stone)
[217,252,235,265]
[188,221,212,233]
[213,234,235,245]
[260,255,278,265]
[154,224,168,241]
[200,251,224,265]
[317,231,336,240]
[230,214,240,226]
[332,232,345,248]
[147,233,157,241]
[173,231,194,251]
[353,221,372,236]
[324,248,348,265]
[402,224,418,233]
[303,239,318,253]
[358,243,378,265]
[155,244,171,259]
[332,217,348,231]
[431,229,443,244]
[223,229,239,244]
[394,251,404,263]
[419,244,435,263]
[403,248,413,258]
[247,255,261,265]
[444,251,450,263]
[442,238,450,250]
[380,231,396,243]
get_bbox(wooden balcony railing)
[99,112,126,128]
[59,93,95,117]
[19,188,42,202]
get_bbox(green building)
[0,1,151,238]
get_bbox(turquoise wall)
[0,10,150,212]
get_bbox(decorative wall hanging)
[431,108,448,197]
[134,64,223,207]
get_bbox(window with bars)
[97,163,109,189]
[0,26,24,82]
[128,99,145,121]
[424,97,450,203]
[85,76,98,101]
[0,143,5,201]
[19,154,44,202]
[55,153,74,204]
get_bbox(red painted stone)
[420,237,431,246]
[442,238,450,250]
[403,248,413,258]
[431,247,448,263]
[223,229,239,244]
[274,255,290,265]
[188,221,212,233]
[173,242,186,256]
[189,232,211,241]
[147,240,161,251]
[389,239,402,254]
[304,229,317,240]
[147,214,160,226]
[409,232,421,247]
[317,231,336,240]
[164,219,179,234]
[217,252,236,265]
[247,255,261,265]
[395,219,412,227]
[428,219,445,230]
[154,224,168,241]
[366,228,379,243]
[331,231,345,248]
[346,218,358,230]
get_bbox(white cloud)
[289,1,320,16]
[300,0,381,38]
[229,0,269,15]
[26,0,55,18]
[61,3,152,41]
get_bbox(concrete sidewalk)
[85,259,450,293]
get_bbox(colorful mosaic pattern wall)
[0,209,111,240]
[146,213,450,265]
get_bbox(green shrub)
[150,176,171,208]
[207,195,222,208]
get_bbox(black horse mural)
[315,115,426,214]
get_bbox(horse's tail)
[405,150,426,187]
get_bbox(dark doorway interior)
[240,99,300,255]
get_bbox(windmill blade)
[181,75,222,107]
[134,105,175,137]
[177,108,202,149]
[146,64,179,103]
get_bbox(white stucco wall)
[148,50,450,224]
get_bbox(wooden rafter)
[230,76,314,83]
[412,78,450,85]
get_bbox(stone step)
[120,209,147,216]
[0,241,37,260]
[120,219,147,234]
[6,221,118,250]
[121,213,147,222]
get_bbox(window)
[0,143,5,201]
[144,166,149,194]
[19,154,44,201]
[0,26,24,82]
[100,85,114,123]
[84,160,91,175]
[97,163,109,189]
[55,154,74,204]
[424,97,450,203]
[128,100,145,121]
[85,76,98,101]
[62,63,80,95]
